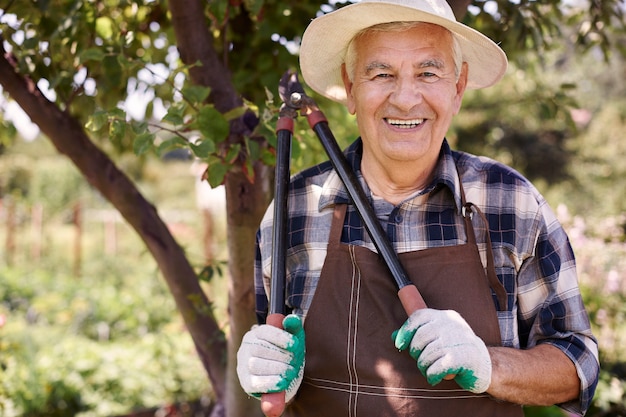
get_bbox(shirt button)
[394,213,403,223]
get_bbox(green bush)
[1,317,210,417]
[0,261,176,341]
[28,158,87,215]
[0,260,212,417]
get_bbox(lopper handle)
[261,117,293,417]
[398,285,427,313]
[261,313,287,417]
[397,288,455,380]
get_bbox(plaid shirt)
[255,139,599,415]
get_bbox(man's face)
[342,23,467,173]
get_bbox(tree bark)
[0,46,227,400]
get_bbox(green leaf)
[181,85,211,105]
[156,137,188,156]
[79,48,106,63]
[264,87,275,105]
[131,121,148,135]
[102,55,123,90]
[133,132,155,156]
[163,104,186,126]
[198,264,224,283]
[260,147,276,166]
[23,36,39,51]
[190,138,216,159]
[109,108,126,119]
[223,106,247,121]
[225,144,241,163]
[208,1,229,24]
[109,119,126,144]
[86,110,109,132]
[195,106,229,143]
[244,0,264,18]
[145,101,155,119]
[246,137,260,161]
[117,53,136,71]
[207,162,229,188]
[95,16,114,40]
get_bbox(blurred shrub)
[0,154,31,198]
[0,260,211,417]
[1,317,209,417]
[0,261,175,341]
[29,158,87,216]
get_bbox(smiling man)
[343,23,465,205]
[237,1,600,416]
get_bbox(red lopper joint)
[306,110,327,129]
[276,117,295,133]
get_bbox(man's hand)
[393,309,491,393]
[237,314,305,402]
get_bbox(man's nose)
[387,76,423,111]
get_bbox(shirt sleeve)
[516,200,599,415]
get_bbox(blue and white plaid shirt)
[255,138,599,415]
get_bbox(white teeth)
[386,118,424,128]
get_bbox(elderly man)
[237,0,600,416]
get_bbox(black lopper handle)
[261,117,293,417]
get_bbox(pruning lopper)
[261,70,429,417]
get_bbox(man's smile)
[385,118,425,128]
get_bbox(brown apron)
[286,196,523,416]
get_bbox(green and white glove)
[393,308,491,393]
[237,314,305,402]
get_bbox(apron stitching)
[305,377,477,393]
[303,379,490,399]
[348,244,361,417]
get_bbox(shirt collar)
[319,138,463,212]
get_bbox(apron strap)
[329,204,348,244]
[459,178,508,311]
[463,202,508,311]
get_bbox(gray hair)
[344,21,463,82]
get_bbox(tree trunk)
[0,46,227,401]
[223,168,270,417]
[448,0,472,20]
[168,1,270,416]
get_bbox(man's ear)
[453,62,469,115]
[341,64,357,115]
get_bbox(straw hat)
[299,0,508,104]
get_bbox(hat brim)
[300,2,508,104]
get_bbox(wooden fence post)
[4,198,16,266]
[73,201,82,278]
[31,203,43,262]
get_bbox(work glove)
[237,314,305,402]
[393,308,491,394]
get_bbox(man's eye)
[374,73,392,79]
[419,72,440,82]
